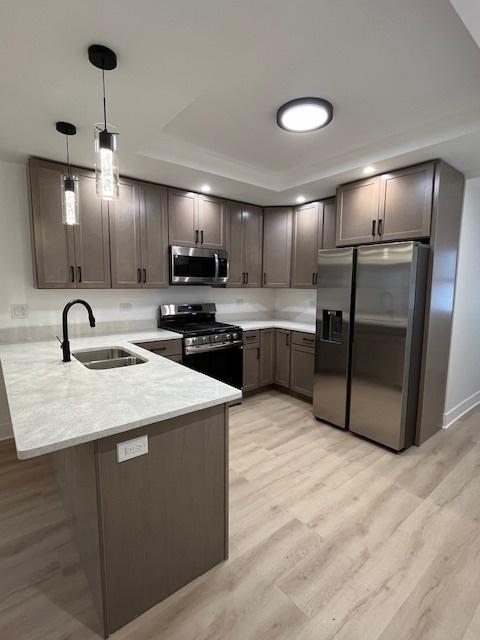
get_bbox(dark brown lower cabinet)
[290,344,315,398]
[275,329,291,388]
[243,339,260,392]
[243,329,315,400]
[51,405,228,637]
[133,339,183,360]
[259,329,275,385]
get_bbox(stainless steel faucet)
[61,299,96,362]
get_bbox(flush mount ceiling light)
[296,195,306,204]
[88,44,119,201]
[276,97,333,133]
[363,165,376,175]
[200,184,211,193]
[56,122,79,226]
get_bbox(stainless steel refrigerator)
[313,241,428,451]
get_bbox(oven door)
[183,343,243,389]
[170,246,229,285]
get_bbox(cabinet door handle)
[137,268,142,284]
[143,268,147,283]
[286,332,290,347]
[372,219,377,237]
[77,266,82,283]
[263,272,267,285]
[245,272,249,285]
[201,230,204,244]
[257,347,260,360]
[195,229,199,244]
[378,219,383,236]
[241,272,245,285]
[312,272,316,285]
[70,265,75,283]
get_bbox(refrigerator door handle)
[372,219,377,237]
[378,219,383,236]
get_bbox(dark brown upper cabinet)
[110,179,168,288]
[322,197,336,249]
[29,158,110,289]
[198,194,226,249]
[336,162,435,247]
[263,207,293,288]
[291,201,321,288]
[336,176,381,246]
[378,163,434,241]
[139,182,169,287]
[168,189,225,249]
[226,202,263,287]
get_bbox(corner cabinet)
[29,158,111,289]
[263,207,293,287]
[336,162,435,246]
[226,202,263,287]
[110,180,168,288]
[168,189,225,249]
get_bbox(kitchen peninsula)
[0,331,241,637]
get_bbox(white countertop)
[0,329,241,460]
[235,320,316,334]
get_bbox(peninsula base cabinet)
[51,405,228,638]
[243,329,314,400]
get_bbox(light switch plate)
[11,304,28,319]
[117,435,148,462]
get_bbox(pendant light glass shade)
[56,121,79,226]
[61,175,80,225]
[94,126,119,200]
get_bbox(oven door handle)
[184,340,243,355]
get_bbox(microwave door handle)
[214,252,219,281]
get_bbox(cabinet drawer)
[243,330,260,346]
[165,354,183,363]
[133,339,183,357]
[291,331,315,348]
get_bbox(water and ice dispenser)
[321,310,342,343]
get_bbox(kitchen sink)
[72,347,147,370]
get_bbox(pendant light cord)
[65,135,71,178]
[102,68,107,131]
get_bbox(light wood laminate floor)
[1,390,480,639]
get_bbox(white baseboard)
[443,390,480,428]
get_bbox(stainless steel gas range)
[158,303,243,389]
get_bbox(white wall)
[0,158,274,439]
[274,288,316,324]
[443,177,480,427]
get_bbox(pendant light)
[88,44,119,200]
[56,122,79,225]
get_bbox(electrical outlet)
[119,302,132,312]
[11,304,28,319]
[117,435,148,462]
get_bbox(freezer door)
[350,242,427,450]
[313,247,355,428]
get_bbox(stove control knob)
[225,333,231,340]
[203,336,210,344]
[185,338,193,346]
[232,332,239,340]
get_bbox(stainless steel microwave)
[170,246,229,285]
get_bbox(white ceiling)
[0,0,480,205]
